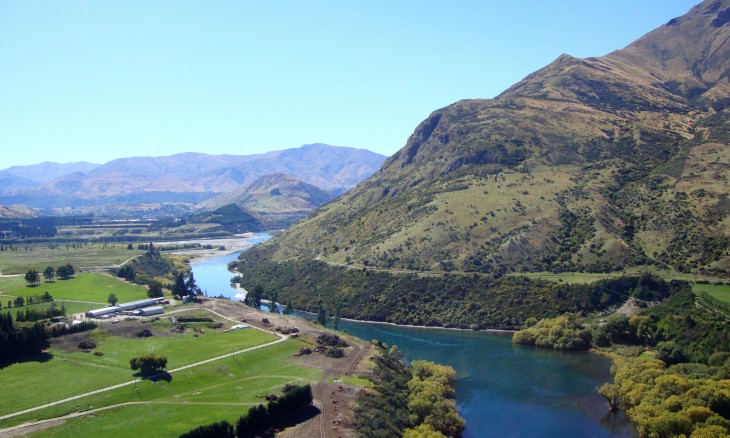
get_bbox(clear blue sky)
[0,1,699,167]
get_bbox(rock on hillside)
[243,0,730,277]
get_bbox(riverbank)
[166,240,253,261]
[338,315,516,333]
[192,240,633,437]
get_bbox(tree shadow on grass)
[133,371,172,383]
[278,405,321,428]
[0,351,52,370]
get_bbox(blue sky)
[0,1,699,167]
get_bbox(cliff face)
[245,0,730,276]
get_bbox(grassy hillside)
[238,1,730,289]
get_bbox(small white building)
[225,324,248,332]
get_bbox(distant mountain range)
[242,0,730,277]
[0,144,386,208]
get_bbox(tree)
[185,272,201,296]
[284,299,294,315]
[251,284,264,309]
[14,296,25,307]
[172,273,187,297]
[269,291,279,313]
[43,266,55,283]
[147,281,164,298]
[117,264,136,281]
[317,304,327,326]
[56,263,75,280]
[334,303,341,330]
[130,354,167,376]
[108,293,118,306]
[24,269,40,286]
[598,383,620,412]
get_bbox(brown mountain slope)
[196,173,334,228]
[243,0,730,277]
[0,205,37,219]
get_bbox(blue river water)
[191,234,635,437]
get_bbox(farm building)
[137,306,163,317]
[85,298,165,318]
[85,306,119,318]
[116,298,165,312]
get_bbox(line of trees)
[47,320,96,338]
[15,301,66,322]
[25,264,75,286]
[0,314,49,362]
[180,384,313,438]
[3,292,53,310]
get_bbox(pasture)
[0,310,277,416]
[9,340,319,437]
[1,273,149,304]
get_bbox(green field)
[692,283,730,304]
[0,314,277,416]
[0,244,142,275]
[0,276,28,293]
[15,340,319,437]
[0,273,149,304]
[1,300,96,318]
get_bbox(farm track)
[0,306,286,426]
[0,400,261,438]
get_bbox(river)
[191,233,635,437]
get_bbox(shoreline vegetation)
[356,341,465,437]
[234,252,681,330]
[511,282,730,437]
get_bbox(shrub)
[78,341,96,350]
[325,347,345,358]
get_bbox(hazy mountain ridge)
[244,0,730,277]
[4,161,100,185]
[0,144,386,207]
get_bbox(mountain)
[0,204,37,219]
[0,144,386,208]
[197,173,334,229]
[191,204,264,233]
[240,0,730,279]
[3,161,100,185]
[0,171,38,196]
